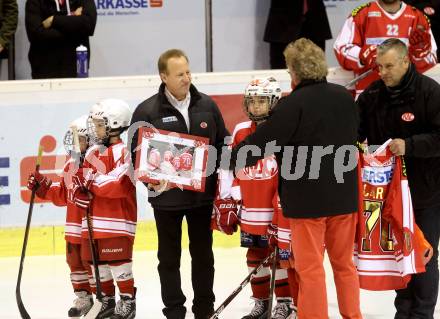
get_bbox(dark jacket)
[358,64,440,210]
[230,80,359,219]
[0,0,17,50]
[131,83,229,211]
[25,0,97,79]
[263,0,332,44]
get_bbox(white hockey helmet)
[63,114,90,155]
[88,98,132,144]
[243,76,282,122]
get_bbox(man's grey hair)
[377,38,408,58]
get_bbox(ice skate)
[110,293,135,319]
[68,291,93,318]
[241,299,268,319]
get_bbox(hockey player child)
[27,115,94,318]
[214,77,295,319]
[73,98,137,319]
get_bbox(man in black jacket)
[0,0,17,60]
[25,0,97,79]
[358,38,440,319]
[263,0,332,69]
[130,49,229,319]
[226,38,361,319]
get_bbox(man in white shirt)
[130,49,229,319]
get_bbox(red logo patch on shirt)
[424,6,435,16]
[200,122,207,128]
[401,113,415,122]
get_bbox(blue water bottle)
[76,45,88,78]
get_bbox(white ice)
[1,248,439,318]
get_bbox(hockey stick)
[71,126,103,319]
[209,250,276,319]
[16,145,44,319]
[344,68,374,89]
[83,204,104,319]
[266,246,279,319]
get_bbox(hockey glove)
[72,186,93,210]
[72,168,94,190]
[267,223,278,248]
[27,171,52,198]
[409,27,431,59]
[213,198,239,235]
[359,45,377,70]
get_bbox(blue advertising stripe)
[0,157,10,168]
[0,176,8,187]
[0,194,10,205]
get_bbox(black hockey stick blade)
[84,299,103,319]
[83,209,103,319]
[15,189,35,319]
[16,146,43,319]
[71,126,104,319]
[209,250,275,319]
[266,246,278,319]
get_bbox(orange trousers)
[290,213,362,319]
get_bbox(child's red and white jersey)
[44,159,84,244]
[82,141,137,241]
[334,1,437,96]
[355,140,428,290]
[224,121,278,235]
[272,194,291,252]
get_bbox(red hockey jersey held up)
[355,140,431,290]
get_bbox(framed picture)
[135,127,210,192]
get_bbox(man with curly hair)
[226,38,362,319]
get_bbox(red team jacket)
[82,141,137,241]
[227,121,279,235]
[217,120,291,255]
[334,1,437,95]
[227,121,292,259]
[43,159,84,244]
[355,141,430,290]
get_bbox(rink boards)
[1,65,439,254]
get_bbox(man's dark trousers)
[154,204,215,319]
[395,205,440,319]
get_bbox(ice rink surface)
[1,247,439,318]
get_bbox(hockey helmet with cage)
[88,98,131,144]
[243,76,282,122]
[63,114,90,155]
